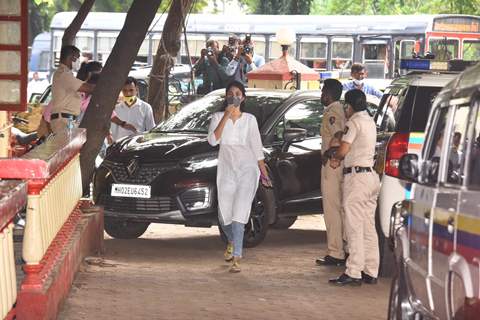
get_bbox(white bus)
[31,12,480,79]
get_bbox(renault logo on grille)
[126,158,140,177]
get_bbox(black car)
[94,89,377,247]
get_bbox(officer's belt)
[51,113,77,120]
[343,166,372,175]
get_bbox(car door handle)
[447,216,455,234]
[424,211,430,225]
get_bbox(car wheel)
[218,185,270,248]
[387,275,402,320]
[271,216,297,229]
[104,218,150,239]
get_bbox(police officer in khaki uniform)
[327,89,380,286]
[315,79,347,266]
[50,45,94,134]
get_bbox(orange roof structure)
[248,54,319,81]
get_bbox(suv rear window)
[376,85,441,133]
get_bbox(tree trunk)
[79,0,163,192]
[61,0,96,47]
[148,0,194,123]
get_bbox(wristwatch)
[120,120,126,127]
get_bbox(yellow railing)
[0,224,16,320]
[22,154,83,266]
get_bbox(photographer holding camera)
[194,39,230,94]
[225,34,265,87]
[219,35,241,62]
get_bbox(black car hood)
[107,131,215,162]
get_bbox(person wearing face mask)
[326,89,380,286]
[110,77,155,142]
[50,45,95,134]
[342,63,383,99]
[207,80,272,273]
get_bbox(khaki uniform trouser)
[343,171,380,279]
[50,117,69,134]
[321,161,345,260]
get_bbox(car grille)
[101,160,176,184]
[98,194,178,213]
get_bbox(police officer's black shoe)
[361,272,378,284]
[328,273,362,286]
[315,255,346,266]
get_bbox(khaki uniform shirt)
[321,101,346,154]
[342,110,377,168]
[51,64,84,116]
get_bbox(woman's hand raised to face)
[225,105,236,117]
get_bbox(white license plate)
[111,184,151,198]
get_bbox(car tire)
[271,216,297,229]
[104,218,150,239]
[218,185,270,248]
[387,268,412,320]
[387,275,402,320]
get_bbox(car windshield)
[153,93,286,133]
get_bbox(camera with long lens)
[242,45,252,55]
[242,34,252,55]
[206,46,214,57]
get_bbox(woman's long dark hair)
[220,80,247,112]
[76,61,102,81]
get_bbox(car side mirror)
[29,93,41,103]
[282,128,307,152]
[399,153,419,181]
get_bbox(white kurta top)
[208,112,264,225]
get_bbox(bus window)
[400,40,415,58]
[331,38,352,70]
[98,32,118,63]
[138,38,150,58]
[428,38,459,60]
[462,39,480,61]
[269,36,296,60]
[180,34,206,62]
[300,38,327,70]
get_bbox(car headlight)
[180,152,218,172]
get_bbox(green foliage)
[242,0,313,14]
[29,0,208,43]
[310,0,480,15]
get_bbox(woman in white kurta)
[207,80,272,273]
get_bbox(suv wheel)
[388,269,412,320]
[271,216,297,229]
[218,185,270,248]
[104,218,150,239]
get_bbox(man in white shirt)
[110,77,156,141]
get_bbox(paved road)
[59,215,390,320]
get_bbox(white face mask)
[353,79,364,86]
[72,58,81,71]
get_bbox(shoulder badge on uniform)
[344,126,349,134]
[329,116,336,125]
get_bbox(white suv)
[375,71,458,239]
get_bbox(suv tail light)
[385,133,409,178]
